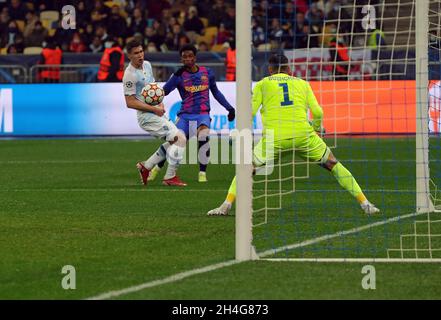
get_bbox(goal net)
[236,0,441,262]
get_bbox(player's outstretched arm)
[162,72,180,96]
[208,70,235,120]
[251,80,263,117]
[306,82,324,133]
[125,95,165,116]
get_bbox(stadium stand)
[0,0,438,83]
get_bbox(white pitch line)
[86,259,239,300]
[85,210,425,300]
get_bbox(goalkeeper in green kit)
[207,53,380,216]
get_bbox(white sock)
[164,164,178,180]
[166,144,185,166]
[144,142,170,170]
[361,200,369,206]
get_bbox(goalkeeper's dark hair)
[268,53,289,71]
[179,44,197,56]
[126,38,143,53]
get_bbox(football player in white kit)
[123,39,187,186]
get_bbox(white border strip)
[87,259,239,300]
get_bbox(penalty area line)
[86,259,239,300]
[85,210,423,300]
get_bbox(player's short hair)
[126,38,143,54]
[268,53,289,70]
[179,44,197,56]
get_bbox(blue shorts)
[176,114,211,138]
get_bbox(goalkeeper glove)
[316,126,326,137]
[228,109,236,121]
[309,120,326,137]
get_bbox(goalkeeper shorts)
[253,133,327,167]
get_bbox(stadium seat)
[200,17,209,28]
[40,10,59,22]
[104,1,116,8]
[196,27,217,47]
[23,47,43,55]
[119,9,128,19]
[15,20,25,32]
[25,1,34,11]
[211,44,227,52]
[204,27,218,40]
[195,35,211,49]
[41,19,52,30]
[40,10,59,33]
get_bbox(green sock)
[331,162,364,200]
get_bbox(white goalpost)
[235,0,441,262]
[235,0,254,261]
[416,0,435,213]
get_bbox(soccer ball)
[141,83,164,105]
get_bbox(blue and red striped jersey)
[163,66,234,116]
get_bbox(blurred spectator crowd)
[0,0,378,55]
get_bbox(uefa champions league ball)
[141,83,164,106]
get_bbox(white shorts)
[137,112,179,142]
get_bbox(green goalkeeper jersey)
[252,73,323,140]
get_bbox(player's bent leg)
[141,115,188,186]
[144,143,170,169]
[298,134,380,214]
[163,130,188,186]
[167,131,187,164]
[208,138,274,216]
[136,114,177,185]
[253,137,278,176]
[197,124,210,182]
[207,176,235,216]
[137,142,170,186]
[321,148,380,215]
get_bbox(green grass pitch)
[1,137,441,299]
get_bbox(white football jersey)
[122,61,155,107]
[123,61,178,140]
